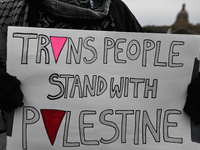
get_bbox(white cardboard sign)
[7,27,200,150]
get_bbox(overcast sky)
[122,0,200,27]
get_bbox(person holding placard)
[1,0,199,140]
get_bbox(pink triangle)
[41,109,66,145]
[50,37,67,63]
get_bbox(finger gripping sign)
[7,27,200,150]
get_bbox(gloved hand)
[0,70,23,112]
[184,73,200,124]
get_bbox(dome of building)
[143,3,200,34]
[176,4,188,22]
[171,4,192,32]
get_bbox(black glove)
[184,73,200,124]
[0,71,24,112]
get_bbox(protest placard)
[6,26,200,150]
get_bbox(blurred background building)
[143,4,200,34]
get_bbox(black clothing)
[0,71,23,112]
[28,0,143,32]
[110,0,143,32]
[184,73,200,124]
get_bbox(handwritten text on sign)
[7,27,200,150]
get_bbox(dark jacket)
[28,0,143,32]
